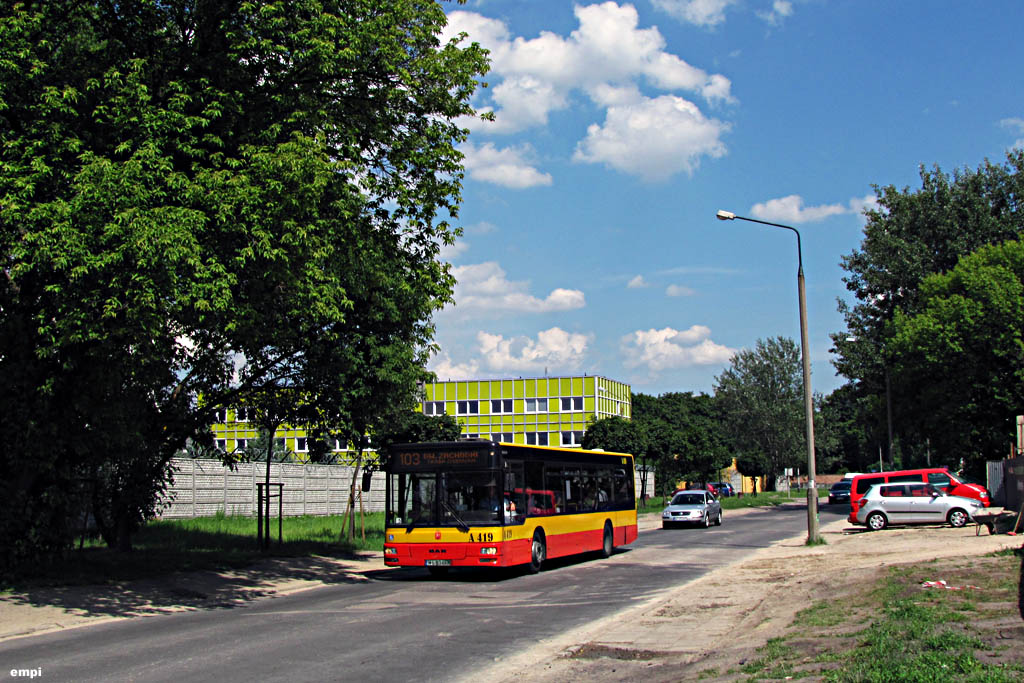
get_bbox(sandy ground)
[2,505,1021,682]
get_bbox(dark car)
[828,480,852,505]
[713,482,735,497]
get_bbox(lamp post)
[716,210,820,543]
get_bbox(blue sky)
[427,0,1024,398]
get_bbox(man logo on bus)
[435,531,442,540]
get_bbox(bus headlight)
[480,547,497,555]
[384,547,397,556]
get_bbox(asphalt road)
[0,504,847,682]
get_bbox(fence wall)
[159,458,383,519]
[160,458,654,519]
[988,456,1023,512]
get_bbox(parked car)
[712,482,735,497]
[828,480,852,505]
[852,481,983,531]
[662,490,722,529]
[848,467,989,524]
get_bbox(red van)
[847,467,989,523]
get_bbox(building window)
[457,400,479,415]
[561,431,584,446]
[492,432,513,443]
[462,433,479,440]
[214,408,227,423]
[525,398,548,413]
[525,432,549,446]
[235,438,248,451]
[560,397,583,412]
[423,401,445,416]
[215,439,226,451]
[490,399,513,414]
[295,437,308,452]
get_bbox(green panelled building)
[209,374,631,458]
[422,375,631,448]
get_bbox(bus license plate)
[425,560,451,567]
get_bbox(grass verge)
[3,512,385,590]
[738,547,1024,682]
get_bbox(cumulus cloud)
[1001,117,1024,150]
[428,352,480,382]
[666,284,695,297]
[478,328,592,373]
[757,0,794,26]
[451,262,585,313]
[621,326,736,372]
[750,194,881,224]
[627,275,649,289]
[573,95,729,181]
[460,142,553,189]
[652,0,736,28]
[444,3,733,142]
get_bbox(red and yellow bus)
[383,440,638,575]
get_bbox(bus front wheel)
[529,530,546,573]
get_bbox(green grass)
[4,512,385,589]
[738,551,1024,682]
[639,490,821,514]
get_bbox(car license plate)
[425,560,451,567]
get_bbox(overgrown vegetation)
[737,549,1024,681]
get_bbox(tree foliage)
[0,0,488,570]
[713,337,804,490]
[831,151,1024,470]
[890,240,1024,475]
[632,392,730,494]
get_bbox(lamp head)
[716,210,736,221]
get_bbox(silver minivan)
[854,481,982,531]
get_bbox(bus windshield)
[388,470,514,527]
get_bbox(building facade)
[422,375,631,448]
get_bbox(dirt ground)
[487,514,1023,682]
[2,509,1022,682]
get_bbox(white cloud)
[749,195,847,224]
[460,142,553,189]
[757,0,794,26]
[439,240,469,262]
[478,327,592,373]
[573,95,729,181]
[618,327,733,374]
[450,262,585,313]
[445,3,733,139]
[652,0,736,28]
[428,351,480,382]
[847,193,881,219]
[627,275,650,288]
[621,325,736,372]
[1000,117,1024,150]
[666,284,695,297]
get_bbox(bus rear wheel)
[529,530,546,573]
[600,522,613,558]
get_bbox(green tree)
[633,392,730,496]
[582,416,648,457]
[890,240,1024,476]
[0,0,488,570]
[713,337,804,491]
[831,151,1024,466]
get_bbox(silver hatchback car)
[855,481,982,531]
[662,490,722,529]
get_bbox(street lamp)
[716,210,820,543]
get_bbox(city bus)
[383,440,638,575]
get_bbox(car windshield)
[671,494,705,506]
[832,482,851,490]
